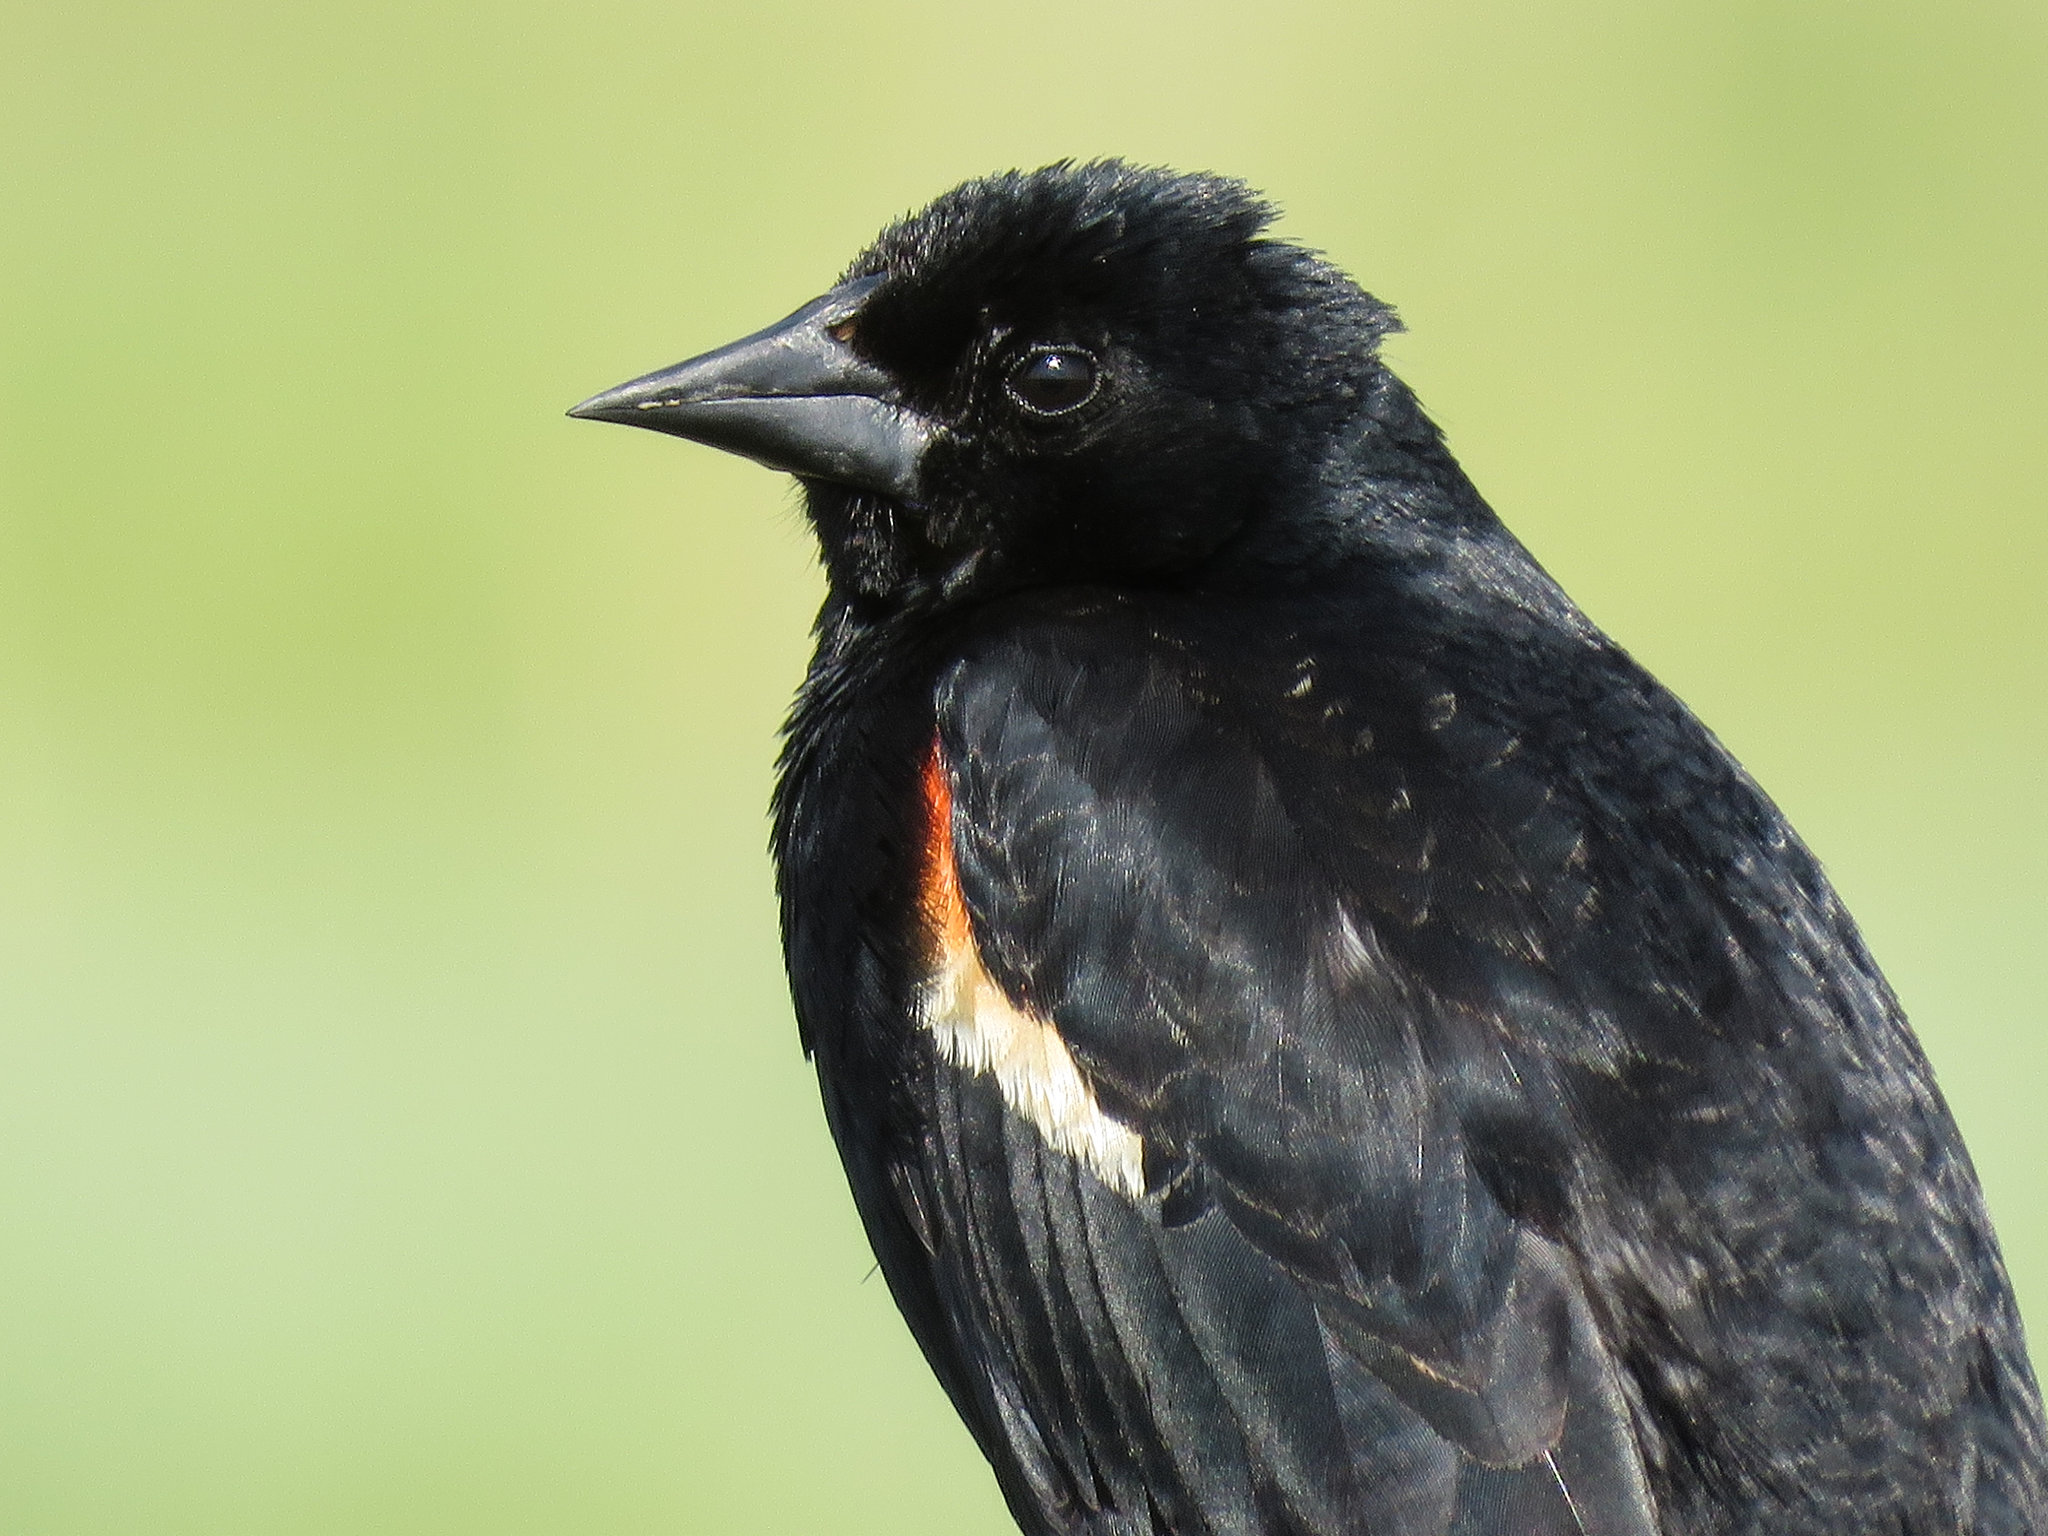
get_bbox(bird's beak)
[567,273,931,501]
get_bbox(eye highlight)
[1005,347,1099,416]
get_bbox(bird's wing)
[920,608,1661,1536]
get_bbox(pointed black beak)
[568,273,931,501]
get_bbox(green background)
[2,1,2043,1530]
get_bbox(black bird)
[570,162,2044,1535]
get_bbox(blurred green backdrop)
[1,1,2043,1531]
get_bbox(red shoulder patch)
[920,738,971,961]
[910,734,1146,1197]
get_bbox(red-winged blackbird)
[571,162,2044,1536]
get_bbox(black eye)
[1005,347,1099,416]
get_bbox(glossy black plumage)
[573,162,2045,1535]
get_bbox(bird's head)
[571,162,1419,610]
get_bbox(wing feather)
[920,606,1661,1536]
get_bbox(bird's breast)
[914,742,1146,1199]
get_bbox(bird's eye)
[1005,347,1099,416]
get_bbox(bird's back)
[775,575,2044,1536]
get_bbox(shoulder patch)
[916,743,1146,1199]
